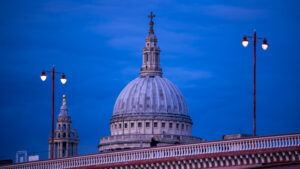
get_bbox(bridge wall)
[1,133,299,169]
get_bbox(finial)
[148,12,155,34]
[63,94,66,105]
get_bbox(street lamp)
[241,30,269,136]
[40,65,67,159]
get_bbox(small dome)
[111,76,192,123]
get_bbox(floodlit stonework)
[48,95,79,158]
[98,12,201,152]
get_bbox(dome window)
[138,122,142,127]
[63,124,66,131]
[146,122,150,127]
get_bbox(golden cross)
[148,12,155,22]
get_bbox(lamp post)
[241,30,269,136]
[40,65,67,159]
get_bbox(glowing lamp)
[262,39,268,50]
[60,74,67,84]
[40,71,47,81]
[241,36,249,47]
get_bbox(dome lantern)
[140,12,162,77]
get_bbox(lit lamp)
[40,66,67,159]
[262,39,269,50]
[60,74,67,84]
[241,36,249,47]
[241,30,269,137]
[40,71,47,81]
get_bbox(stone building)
[98,12,201,152]
[48,94,79,158]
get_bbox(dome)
[111,76,192,124]
[99,12,201,152]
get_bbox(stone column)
[58,142,60,158]
[48,144,51,159]
[55,143,58,158]
[60,142,63,157]
[152,119,154,134]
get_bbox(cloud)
[202,5,267,20]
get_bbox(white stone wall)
[110,120,192,136]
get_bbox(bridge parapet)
[1,133,300,169]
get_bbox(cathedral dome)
[111,76,192,123]
[99,12,201,152]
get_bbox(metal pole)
[52,66,55,159]
[253,31,256,136]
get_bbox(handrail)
[2,133,300,169]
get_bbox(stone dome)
[98,13,201,152]
[111,76,192,124]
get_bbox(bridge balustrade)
[1,133,300,169]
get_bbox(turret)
[48,94,79,158]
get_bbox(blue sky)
[0,0,299,160]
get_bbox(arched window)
[58,124,61,130]
[63,124,66,131]
[63,133,66,138]
[58,133,61,138]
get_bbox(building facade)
[48,95,79,158]
[98,12,201,152]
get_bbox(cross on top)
[148,12,155,22]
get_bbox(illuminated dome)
[98,12,201,152]
[112,76,192,124]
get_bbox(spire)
[52,94,79,159]
[148,12,155,34]
[58,94,69,117]
[63,94,66,105]
[140,12,162,77]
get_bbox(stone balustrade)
[2,133,300,169]
[100,134,200,144]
